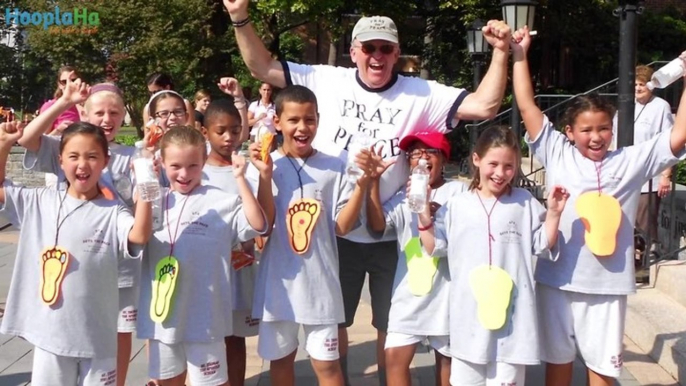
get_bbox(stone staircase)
[626,263,686,384]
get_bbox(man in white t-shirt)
[612,65,675,255]
[224,0,512,383]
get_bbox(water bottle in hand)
[647,57,685,90]
[346,132,372,182]
[133,141,160,202]
[408,159,430,213]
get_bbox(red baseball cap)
[398,131,450,159]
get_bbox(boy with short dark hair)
[247,85,371,386]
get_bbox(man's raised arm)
[224,0,288,88]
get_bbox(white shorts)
[231,309,259,338]
[117,286,138,333]
[147,339,228,386]
[450,358,525,386]
[31,346,116,386]
[257,320,339,361]
[385,331,450,357]
[537,283,626,378]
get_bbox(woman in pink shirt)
[39,66,82,136]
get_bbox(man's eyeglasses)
[354,43,395,55]
[155,109,186,119]
[408,148,441,159]
[59,78,77,85]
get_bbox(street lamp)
[466,19,489,90]
[501,0,537,33]
[466,19,489,149]
[500,0,537,148]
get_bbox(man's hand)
[223,0,249,20]
[483,20,512,53]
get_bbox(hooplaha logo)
[5,7,100,34]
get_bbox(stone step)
[653,261,686,309]
[625,285,686,383]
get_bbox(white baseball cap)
[351,16,399,44]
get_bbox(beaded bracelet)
[232,17,251,28]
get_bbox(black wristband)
[232,17,250,28]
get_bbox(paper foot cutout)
[576,192,622,257]
[40,246,70,306]
[403,237,438,296]
[286,199,321,254]
[150,257,179,323]
[469,265,513,330]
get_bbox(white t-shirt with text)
[284,61,468,242]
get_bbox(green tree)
[19,0,235,133]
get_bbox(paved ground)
[0,188,672,386]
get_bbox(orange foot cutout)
[286,198,321,254]
[40,246,70,306]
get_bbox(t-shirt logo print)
[500,221,522,244]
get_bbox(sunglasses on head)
[356,43,395,55]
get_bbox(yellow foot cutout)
[40,246,70,306]
[403,237,438,296]
[150,257,179,323]
[469,265,513,330]
[286,199,321,254]
[576,192,622,257]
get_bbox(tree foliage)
[0,0,685,144]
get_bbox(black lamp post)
[466,19,489,149]
[616,0,642,148]
[500,0,537,143]
[466,19,489,90]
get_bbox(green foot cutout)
[403,237,439,296]
[150,256,179,323]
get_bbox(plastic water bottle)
[151,196,164,231]
[132,141,160,202]
[647,57,685,90]
[346,132,372,182]
[408,159,430,213]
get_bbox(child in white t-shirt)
[18,80,143,386]
[247,85,370,386]
[0,121,152,386]
[201,95,271,386]
[418,126,568,385]
[513,27,686,385]
[366,131,465,385]
[136,126,268,386]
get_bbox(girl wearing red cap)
[366,131,464,386]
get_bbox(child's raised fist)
[60,73,90,106]
[217,77,244,98]
[0,121,24,147]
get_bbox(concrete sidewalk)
[0,225,668,385]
